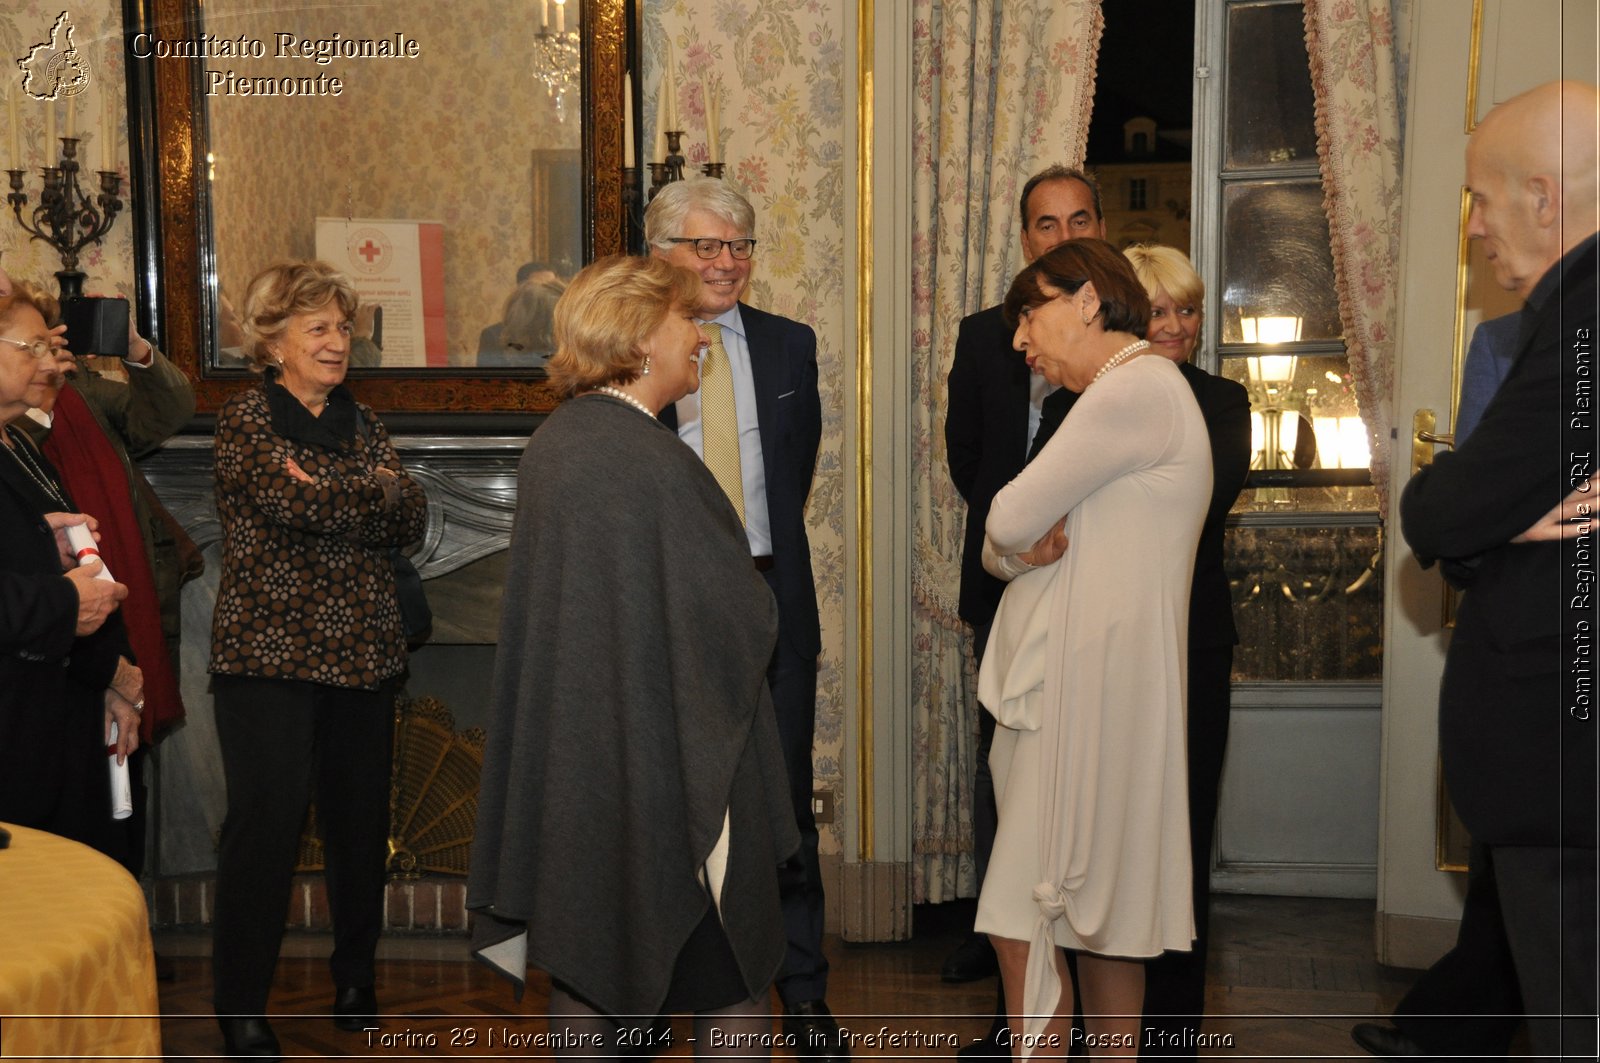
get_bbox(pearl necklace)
[1089,339,1152,386]
[594,385,655,418]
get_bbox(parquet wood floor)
[151,894,1417,1060]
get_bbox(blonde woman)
[469,255,798,1058]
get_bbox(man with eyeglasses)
[644,178,839,1060]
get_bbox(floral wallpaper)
[0,1,135,305]
[645,0,850,858]
[205,0,579,365]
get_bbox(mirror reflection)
[200,0,584,372]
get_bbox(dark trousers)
[971,622,998,890]
[1493,844,1598,1058]
[210,674,396,1015]
[763,570,828,1007]
[1391,841,1522,1055]
[1143,645,1234,1059]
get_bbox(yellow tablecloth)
[0,823,161,1061]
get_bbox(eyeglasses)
[667,237,757,261]
[0,337,53,360]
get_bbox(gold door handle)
[1412,410,1456,475]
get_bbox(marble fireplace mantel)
[142,434,531,578]
[142,433,532,877]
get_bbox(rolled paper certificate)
[108,721,132,819]
[65,522,114,581]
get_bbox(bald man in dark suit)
[1397,81,1599,1061]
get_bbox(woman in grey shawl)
[467,255,798,1057]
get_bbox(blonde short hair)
[0,281,66,393]
[0,280,60,331]
[1122,243,1205,312]
[239,260,358,371]
[546,256,702,397]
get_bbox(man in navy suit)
[645,178,839,1060]
[1399,80,1599,1061]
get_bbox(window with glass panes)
[1194,0,1383,682]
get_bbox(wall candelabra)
[644,131,723,198]
[622,131,724,252]
[6,136,123,300]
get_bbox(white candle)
[65,93,75,139]
[662,38,678,132]
[623,72,635,167]
[703,78,719,161]
[45,100,55,154]
[6,90,18,168]
[540,0,548,30]
[101,45,114,170]
[554,0,565,35]
[100,85,111,171]
[654,73,671,160]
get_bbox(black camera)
[61,296,130,359]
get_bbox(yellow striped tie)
[699,322,745,523]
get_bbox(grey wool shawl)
[467,394,799,1018]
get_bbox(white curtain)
[908,0,1103,902]
[1304,0,1405,511]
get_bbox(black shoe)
[1351,1022,1426,1060]
[957,1035,1009,1058]
[957,1018,1010,1058]
[332,985,378,1032]
[940,932,998,983]
[783,999,850,1061]
[218,1016,281,1059]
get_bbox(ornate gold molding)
[1435,185,1477,870]
[855,0,875,862]
[143,0,627,414]
[1451,186,1473,436]
[1465,0,1485,133]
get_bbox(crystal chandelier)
[533,0,580,122]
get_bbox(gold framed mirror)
[131,0,631,414]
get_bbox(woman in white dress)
[974,239,1212,1058]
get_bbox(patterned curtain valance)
[1304,0,1405,512]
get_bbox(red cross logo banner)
[318,218,448,368]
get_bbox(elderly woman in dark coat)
[468,255,798,1058]
[0,275,140,855]
[208,260,426,1058]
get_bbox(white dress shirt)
[1026,372,1059,454]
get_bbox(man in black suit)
[1350,316,1525,1059]
[1398,80,1599,1061]
[942,165,1108,990]
[645,178,839,1060]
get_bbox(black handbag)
[392,548,433,651]
[355,414,431,650]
